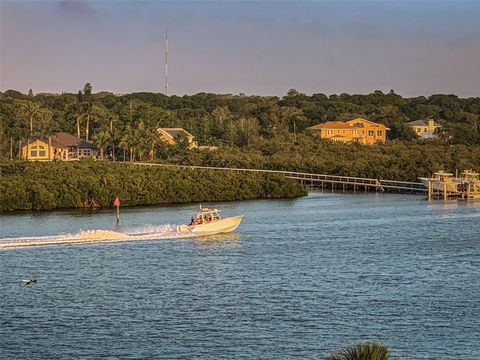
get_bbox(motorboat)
[419,171,459,193]
[176,207,244,235]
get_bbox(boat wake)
[0,224,199,250]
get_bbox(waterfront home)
[158,128,198,148]
[346,118,389,145]
[307,118,389,144]
[405,118,441,139]
[20,132,98,161]
[306,121,356,143]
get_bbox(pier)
[422,170,480,201]
[133,163,427,194]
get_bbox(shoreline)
[0,161,307,212]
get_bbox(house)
[51,132,98,158]
[20,138,68,161]
[405,118,441,139]
[157,128,197,148]
[346,118,389,145]
[306,121,356,143]
[20,132,97,161]
[307,118,389,145]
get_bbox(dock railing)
[133,162,427,193]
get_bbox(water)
[0,193,479,359]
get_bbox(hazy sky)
[1,0,479,97]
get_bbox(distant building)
[158,128,197,148]
[306,121,356,143]
[52,132,98,158]
[307,118,389,145]
[405,118,441,139]
[20,132,97,161]
[346,118,389,145]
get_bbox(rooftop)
[159,128,193,138]
[307,121,354,130]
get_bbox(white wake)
[0,224,198,249]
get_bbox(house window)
[368,130,375,136]
[377,130,382,136]
[30,144,46,157]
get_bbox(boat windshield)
[190,209,222,225]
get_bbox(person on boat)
[189,217,195,226]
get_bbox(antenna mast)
[165,27,168,95]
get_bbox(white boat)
[176,207,244,235]
[419,171,459,193]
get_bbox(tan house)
[158,128,197,148]
[346,118,389,145]
[306,121,356,143]
[20,132,97,161]
[405,118,441,139]
[21,138,67,161]
[307,118,389,145]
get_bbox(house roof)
[20,136,67,149]
[346,118,377,125]
[21,132,97,149]
[307,121,354,130]
[52,132,81,146]
[405,119,440,127]
[78,139,97,149]
[346,118,390,130]
[159,128,194,139]
[405,120,428,126]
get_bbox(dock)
[133,163,427,194]
[421,170,480,200]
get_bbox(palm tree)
[119,125,139,162]
[66,100,84,138]
[92,129,110,160]
[325,341,390,360]
[82,102,107,142]
[21,101,41,135]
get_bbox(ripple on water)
[0,193,479,359]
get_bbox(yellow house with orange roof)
[346,118,389,144]
[307,118,389,145]
[306,121,355,143]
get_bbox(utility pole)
[165,27,168,95]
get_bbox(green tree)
[20,101,41,135]
[83,83,92,97]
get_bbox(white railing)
[132,162,427,192]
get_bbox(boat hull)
[177,215,244,235]
[420,178,458,193]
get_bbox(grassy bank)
[0,161,307,211]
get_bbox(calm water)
[0,193,479,359]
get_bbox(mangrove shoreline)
[0,161,307,212]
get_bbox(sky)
[1,0,479,97]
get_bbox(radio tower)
[165,27,168,95]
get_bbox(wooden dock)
[133,163,427,194]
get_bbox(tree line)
[0,85,479,181]
[0,161,307,211]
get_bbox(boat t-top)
[176,206,244,235]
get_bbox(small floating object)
[22,279,37,285]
